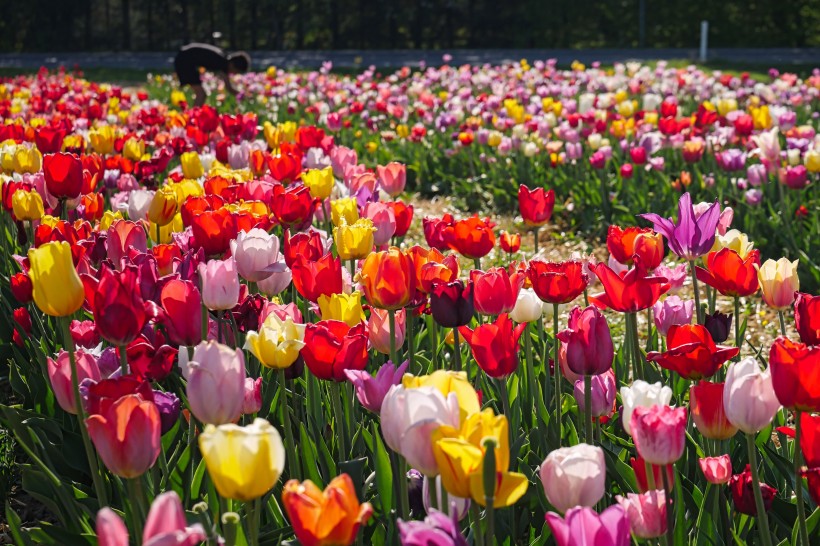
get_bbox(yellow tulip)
[170,178,205,203]
[39,214,60,228]
[716,98,738,117]
[263,121,297,151]
[12,189,44,221]
[170,90,187,107]
[62,134,84,152]
[487,131,502,147]
[805,150,820,173]
[89,126,116,155]
[396,124,409,139]
[13,146,42,174]
[148,213,183,244]
[180,151,204,179]
[468,469,529,508]
[712,229,754,258]
[244,313,306,369]
[317,292,365,327]
[751,105,772,130]
[756,258,800,310]
[403,370,480,420]
[334,219,375,261]
[302,167,334,200]
[331,197,359,227]
[28,241,85,317]
[503,99,525,124]
[123,138,145,161]
[199,418,285,501]
[432,437,482,498]
[366,141,378,153]
[148,186,179,226]
[100,210,124,231]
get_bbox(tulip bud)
[198,257,241,311]
[756,258,799,310]
[704,311,732,343]
[690,381,738,440]
[539,444,606,513]
[47,350,101,414]
[557,305,614,376]
[616,490,667,539]
[573,370,616,417]
[652,296,694,336]
[631,405,687,466]
[620,380,673,436]
[699,455,732,485]
[186,341,246,425]
[723,357,781,433]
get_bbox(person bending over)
[173,43,250,107]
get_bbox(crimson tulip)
[631,456,675,494]
[389,201,414,238]
[429,280,474,328]
[301,320,369,381]
[84,376,155,418]
[43,152,84,199]
[446,215,495,259]
[283,229,326,268]
[556,305,614,376]
[768,336,820,412]
[729,465,776,516]
[801,412,820,467]
[470,267,525,315]
[82,264,150,346]
[689,381,738,440]
[291,253,343,303]
[647,324,738,380]
[422,214,454,251]
[607,225,664,269]
[271,184,315,229]
[191,208,237,257]
[127,336,178,381]
[10,272,32,303]
[34,126,66,154]
[459,313,526,378]
[795,292,820,346]
[696,248,760,297]
[159,279,203,346]
[527,260,588,304]
[518,185,555,227]
[590,261,670,313]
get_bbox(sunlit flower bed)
[0,62,819,545]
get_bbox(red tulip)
[84,376,154,415]
[802,468,820,506]
[271,184,315,229]
[359,248,416,310]
[459,313,526,378]
[590,261,670,313]
[556,305,614,376]
[729,465,776,516]
[107,220,148,268]
[411,247,459,293]
[283,229,326,268]
[34,126,66,154]
[191,208,237,257]
[527,260,588,304]
[268,150,302,183]
[10,272,33,303]
[86,394,161,478]
[446,215,496,259]
[301,320,369,381]
[800,413,820,467]
[159,279,203,346]
[290,253,341,303]
[470,267,525,315]
[296,126,326,149]
[389,201,414,238]
[127,336,178,382]
[43,152,84,199]
[631,456,675,494]
[518,185,555,227]
[606,226,664,269]
[423,214,454,251]
[500,231,521,254]
[82,265,150,346]
[647,324,738,380]
[696,248,760,297]
[768,336,820,412]
[795,292,820,346]
[689,381,738,440]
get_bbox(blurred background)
[1,0,819,52]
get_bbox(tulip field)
[0,59,819,546]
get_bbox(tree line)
[0,0,818,53]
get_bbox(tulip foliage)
[0,63,819,546]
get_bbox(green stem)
[524,325,538,428]
[734,296,742,361]
[471,502,485,546]
[533,227,539,256]
[497,377,512,433]
[553,303,562,445]
[778,310,787,337]
[795,411,810,546]
[186,412,196,505]
[661,466,674,546]
[245,497,261,546]
[331,382,348,460]
[473,257,481,272]
[127,477,145,538]
[278,369,301,479]
[398,456,410,520]
[119,345,128,375]
[690,260,703,324]
[584,374,592,444]
[407,311,415,370]
[745,433,774,546]
[453,328,462,373]
[60,317,107,506]
[430,318,439,371]
[388,309,398,366]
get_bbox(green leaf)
[370,422,393,514]
[299,422,323,485]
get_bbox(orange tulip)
[359,247,416,310]
[282,474,373,546]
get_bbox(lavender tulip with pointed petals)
[640,192,721,261]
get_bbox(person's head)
[227,52,251,74]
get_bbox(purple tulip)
[640,192,721,261]
[545,505,631,546]
[399,509,468,546]
[573,370,616,417]
[653,295,694,336]
[345,360,409,413]
[152,390,181,435]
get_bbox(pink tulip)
[377,161,407,197]
[330,146,358,179]
[198,257,241,311]
[185,341,246,425]
[717,207,734,235]
[652,295,694,336]
[699,455,732,484]
[345,360,409,413]
[723,357,781,433]
[48,349,101,414]
[96,507,129,546]
[367,307,406,355]
[545,505,631,546]
[230,228,285,283]
[242,377,263,414]
[557,305,614,376]
[96,491,206,546]
[616,490,667,539]
[362,202,397,246]
[654,263,688,293]
[256,264,292,296]
[540,444,606,513]
[573,370,616,417]
[631,405,687,465]
[262,301,303,324]
[107,220,147,268]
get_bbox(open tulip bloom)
[3,61,820,546]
